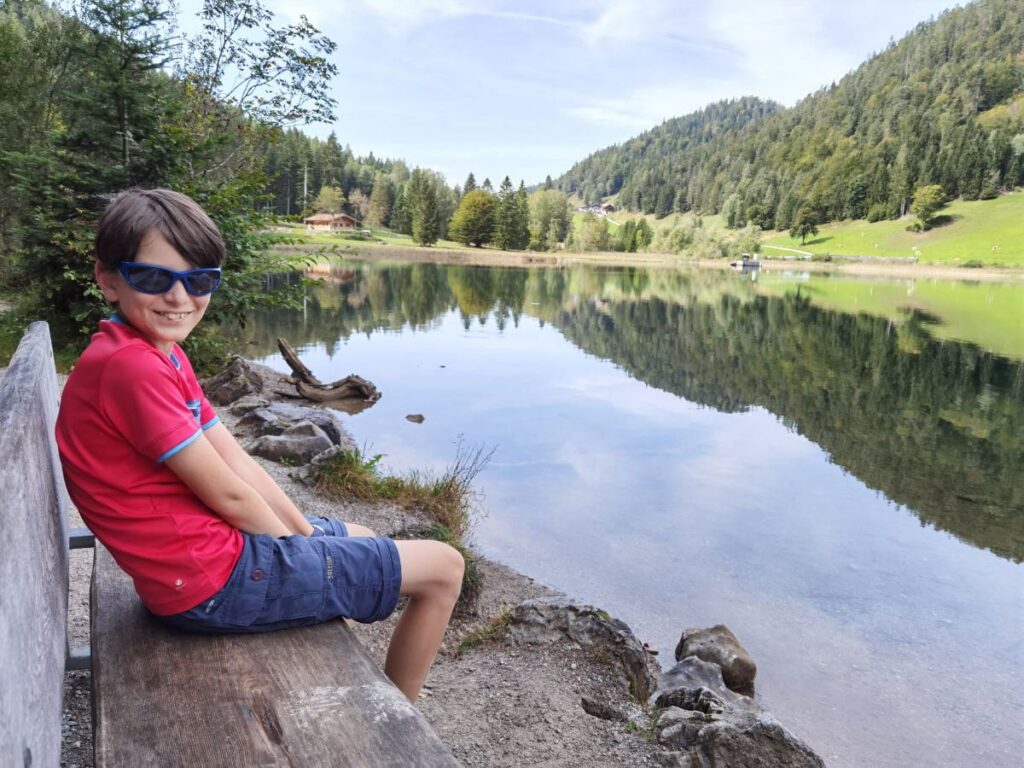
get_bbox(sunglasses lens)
[185,271,220,295]
[125,264,174,293]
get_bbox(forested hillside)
[0,0,341,357]
[556,0,1024,229]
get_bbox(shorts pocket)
[264,537,327,621]
[217,536,272,627]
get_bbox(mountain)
[555,0,1024,230]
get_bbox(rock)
[239,403,354,450]
[291,444,355,483]
[507,597,656,701]
[227,395,270,416]
[203,357,263,405]
[282,420,328,439]
[653,657,824,768]
[580,696,628,722]
[249,422,333,465]
[405,413,425,423]
[675,624,756,694]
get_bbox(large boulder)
[249,421,333,465]
[203,357,264,405]
[653,657,824,768]
[506,597,657,701]
[675,624,756,694]
[239,402,354,450]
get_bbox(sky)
[176,0,965,187]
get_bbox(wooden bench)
[0,321,458,768]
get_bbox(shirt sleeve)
[172,343,220,430]
[99,347,203,463]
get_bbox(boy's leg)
[385,540,464,702]
[304,515,375,538]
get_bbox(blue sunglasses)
[118,262,222,296]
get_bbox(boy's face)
[96,230,212,354]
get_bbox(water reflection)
[229,260,1024,767]
[236,262,1024,563]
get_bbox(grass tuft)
[456,609,512,655]
[313,441,493,610]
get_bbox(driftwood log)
[277,338,381,403]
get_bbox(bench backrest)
[0,322,71,768]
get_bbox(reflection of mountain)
[235,263,1024,562]
[552,293,1024,563]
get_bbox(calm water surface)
[237,263,1023,768]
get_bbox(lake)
[233,261,1023,768]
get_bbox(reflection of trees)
[233,262,1024,562]
[553,293,1024,563]
[446,266,529,330]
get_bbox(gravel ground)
[48,363,664,767]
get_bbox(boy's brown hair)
[95,188,225,270]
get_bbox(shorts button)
[251,569,263,581]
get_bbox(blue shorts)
[157,517,402,634]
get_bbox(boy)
[56,188,463,702]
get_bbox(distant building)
[303,212,358,231]
[575,203,617,216]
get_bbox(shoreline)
[56,363,666,767]
[284,242,1024,283]
[53,360,828,767]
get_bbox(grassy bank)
[763,192,1024,267]
[311,444,492,609]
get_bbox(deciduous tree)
[790,206,820,244]
[910,184,945,229]
[314,185,345,213]
[448,189,496,247]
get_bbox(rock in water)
[653,657,824,767]
[675,624,757,694]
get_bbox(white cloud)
[568,82,740,130]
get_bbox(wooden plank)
[0,322,70,768]
[92,544,459,768]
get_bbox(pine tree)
[511,181,530,250]
[390,185,411,234]
[407,168,440,246]
[463,172,477,194]
[494,176,515,249]
[367,173,392,229]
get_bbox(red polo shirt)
[56,318,242,615]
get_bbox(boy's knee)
[431,541,465,601]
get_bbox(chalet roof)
[303,212,357,224]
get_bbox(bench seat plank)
[92,544,459,767]
[0,322,70,768]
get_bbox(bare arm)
[202,421,314,536]
[165,432,292,538]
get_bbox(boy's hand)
[165,433,292,538]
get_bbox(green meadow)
[763,192,1024,267]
